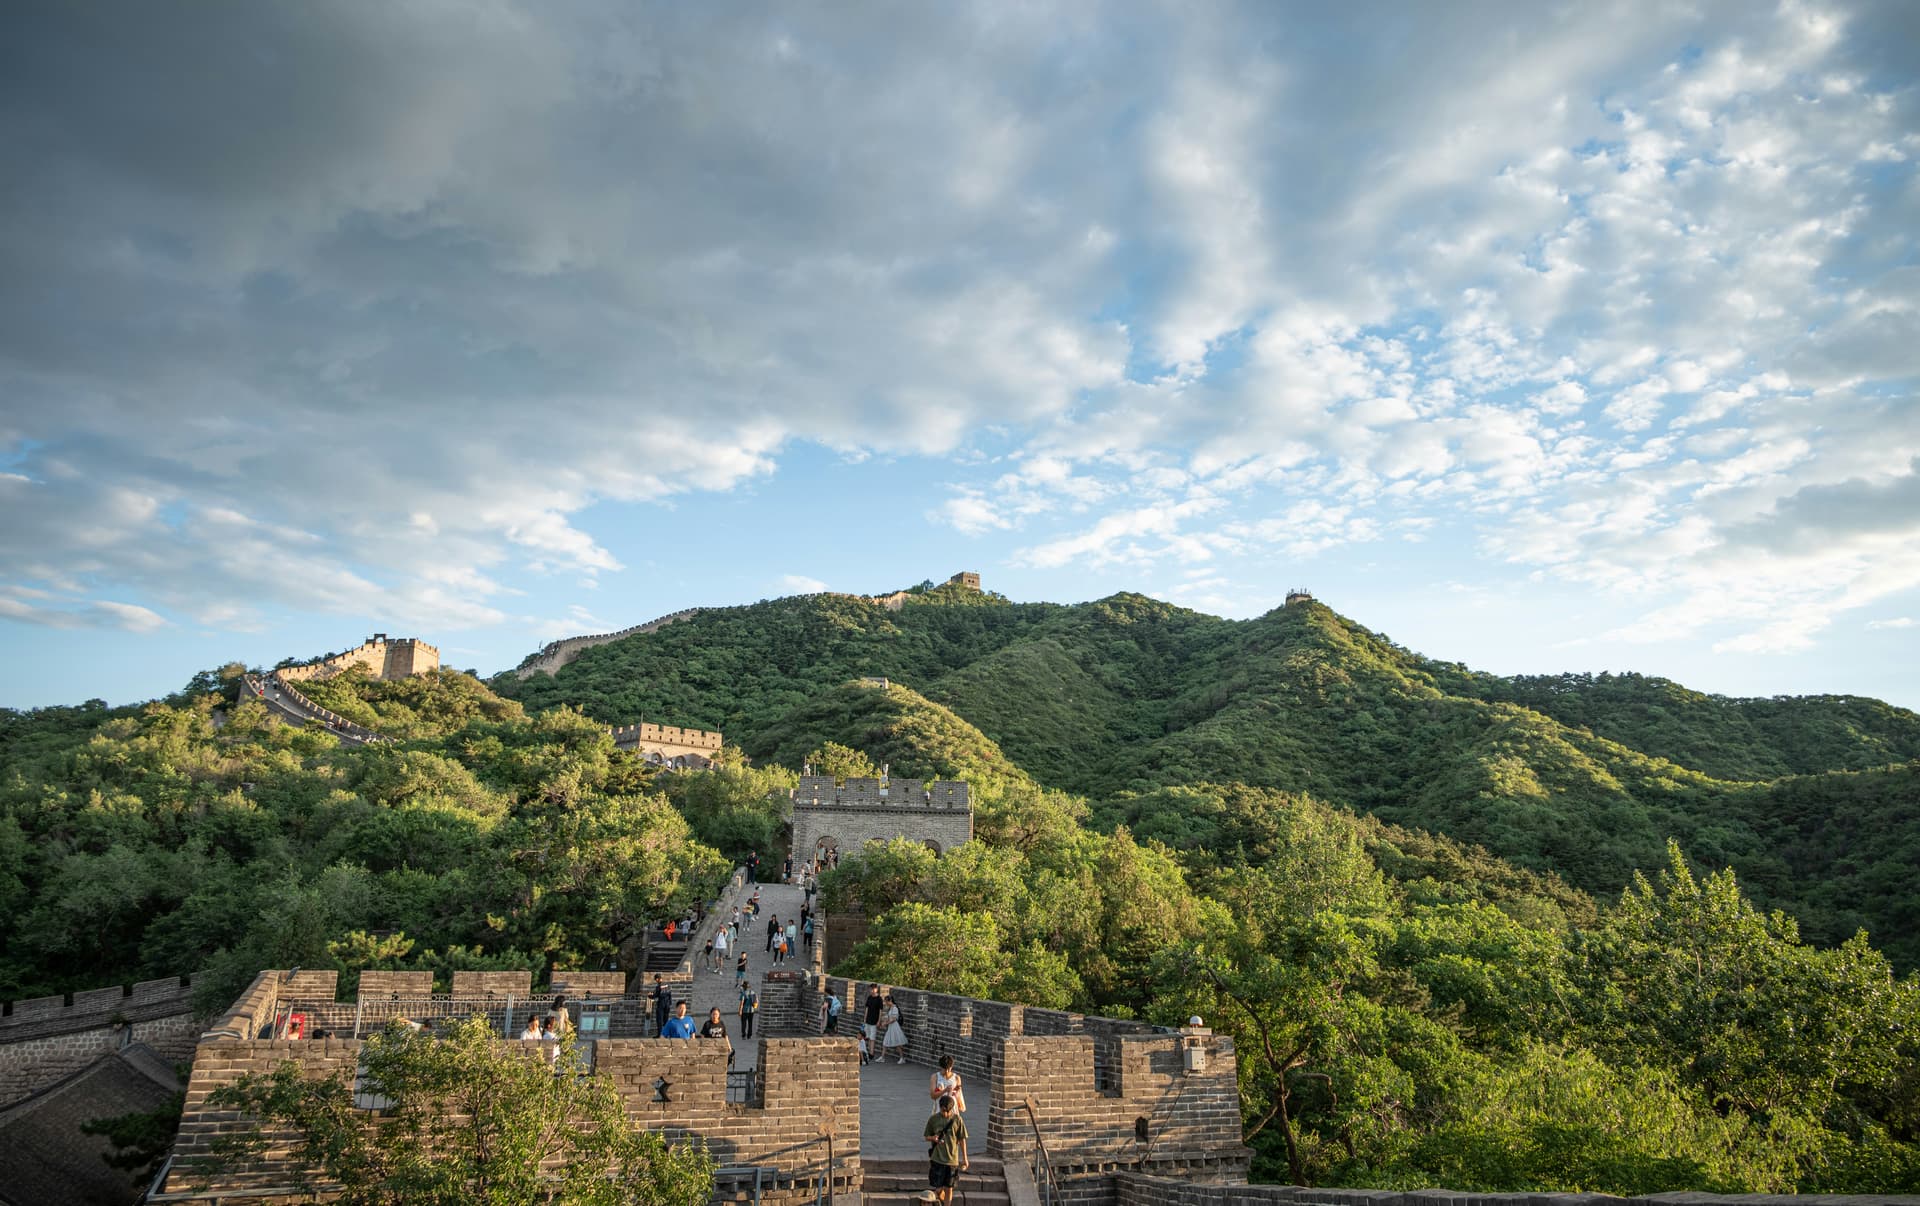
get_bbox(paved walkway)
[683,876,808,1071]
[860,1057,986,1158]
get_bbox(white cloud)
[1867,617,1915,630]
[777,574,830,594]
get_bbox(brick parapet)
[0,974,198,1043]
[162,1034,859,1202]
[353,971,434,999]
[513,608,705,679]
[276,635,440,684]
[803,975,1244,1178]
[449,970,533,998]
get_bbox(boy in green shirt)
[921,1093,968,1202]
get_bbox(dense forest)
[3,583,1917,1192]
[497,586,1920,969]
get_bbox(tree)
[81,1091,184,1189]
[206,1015,713,1205]
[806,741,877,780]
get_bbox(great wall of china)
[0,975,201,1107]
[512,608,706,679]
[510,572,984,680]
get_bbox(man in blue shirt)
[660,1001,698,1039]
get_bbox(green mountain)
[496,587,1920,967]
[4,605,1916,1193]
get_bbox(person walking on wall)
[882,994,909,1064]
[823,989,842,1035]
[700,1006,734,1066]
[713,923,730,974]
[735,949,749,988]
[649,976,672,1038]
[661,1000,697,1040]
[802,914,814,953]
[767,913,780,952]
[863,984,884,1050]
[923,1093,969,1204]
[930,1054,965,1113]
[738,985,758,1038]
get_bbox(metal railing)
[1022,1094,1059,1206]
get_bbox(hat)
[1187,1016,1203,1027]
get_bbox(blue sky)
[3,1,1918,711]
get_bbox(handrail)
[1022,1094,1058,1206]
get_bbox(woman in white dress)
[881,996,908,1064]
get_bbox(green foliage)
[81,1090,184,1188]
[494,590,1920,971]
[0,675,729,1002]
[204,1015,714,1205]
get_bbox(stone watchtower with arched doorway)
[790,774,973,868]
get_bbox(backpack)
[827,995,842,1017]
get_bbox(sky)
[2,1,1918,712]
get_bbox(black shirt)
[865,993,883,1025]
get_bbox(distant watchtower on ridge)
[1285,587,1314,607]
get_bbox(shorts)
[929,1162,957,1189]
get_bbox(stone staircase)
[859,1155,1010,1206]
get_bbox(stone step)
[861,1155,1009,1205]
[861,1191,1011,1205]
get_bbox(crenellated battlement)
[792,775,971,811]
[512,608,705,679]
[277,634,441,682]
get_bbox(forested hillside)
[3,631,1918,1193]
[0,669,736,1012]
[496,587,1920,968]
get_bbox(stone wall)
[790,775,974,860]
[610,720,725,763]
[277,635,440,683]
[799,975,1248,1182]
[0,974,201,1105]
[161,983,859,1204]
[353,971,433,998]
[513,608,704,679]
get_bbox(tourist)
[882,995,909,1064]
[802,915,815,953]
[857,1029,872,1066]
[736,950,749,988]
[713,925,730,973]
[923,1093,970,1204]
[863,984,884,1049]
[785,917,798,955]
[930,1054,965,1113]
[703,935,715,971]
[700,1007,733,1066]
[520,1016,544,1041]
[649,976,672,1037]
[738,985,758,1038]
[661,1001,697,1040]
[547,995,571,1041]
[766,913,780,952]
[772,930,788,965]
[824,990,842,1035]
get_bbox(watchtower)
[790,773,973,865]
[1284,587,1314,607]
